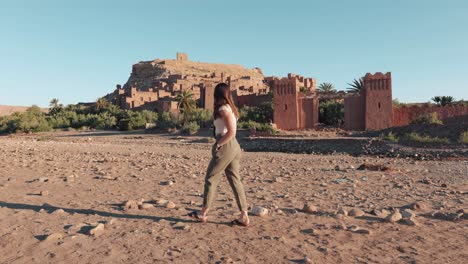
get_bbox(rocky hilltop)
[122,53,265,92]
[108,53,269,111]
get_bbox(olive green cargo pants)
[202,136,248,211]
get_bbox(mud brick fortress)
[110,53,269,113]
[271,74,318,130]
[107,53,467,131]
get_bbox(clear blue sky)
[1,0,467,107]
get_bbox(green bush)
[404,132,450,144]
[238,120,277,134]
[379,131,399,142]
[459,131,468,144]
[410,112,443,125]
[181,121,200,135]
[319,100,344,126]
[0,106,51,133]
[239,102,273,124]
[158,112,182,129]
[182,108,213,128]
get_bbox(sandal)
[188,211,207,222]
[230,219,249,227]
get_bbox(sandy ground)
[0,131,467,264]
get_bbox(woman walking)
[188,83,250,227]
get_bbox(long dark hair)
[213,83,239,119]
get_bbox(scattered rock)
[43,233,63,242]
[302,203,317,214]
[372,209,390,218]
[88,223,105,237]
[38,177,49,183]
[160,180,175,186]
[409,202,429,212]
[52,209,66,215]
[164,201,176,209]
[348,208,365,217]
[251,205,270,217]
[156,199,168,206]
[40,190,49,196]
[336,208,348,216]
[139,203,154,210]
[219,256,234,263]
[123,199,143,210]
[385,211,402,223]
[401,209,416,219]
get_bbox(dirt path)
[0,131,467,263]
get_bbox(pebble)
[410,202,429,212]
[52,209,66,215]
[123,199,143,210]
[88,223,105,237]
[44,233,63,242]
[302,203,317,214]
[385,211,402,223]
[165,201,176,209]
[337,208,348,216]
[401,209,416,219]
[160,180,174,186]
[251,205,270,217]
[40,190,49,196]
[348,208,365,217]
[372,209,390,218]
[139,203,155,210]
[156,199,168,206]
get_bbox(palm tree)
[440,96,454,106]
[318,83,336,93]
[347,78,365,93]
[176,90,196,112]
[49,98,59,108]
[95,98,109,112]
[432,96,455,106]
[431,96,442,105]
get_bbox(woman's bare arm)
[216,109,237,147]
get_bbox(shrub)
[181,121,200,135]
[319,100,344,126]
[238,120,277,134]
[0,106,51,133]
[239,102,273,124]
[379,131,399,142]
[459,131,468,144]
[410,112,443,125]
[118,112,146,131]
[182,108,212,128]
[158,112,182,129]
[404,132,450,144]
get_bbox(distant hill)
[0,105,48,116]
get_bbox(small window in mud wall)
[378,102,381,109]
[284,104,288,110]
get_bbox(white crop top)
[214,104,237,135]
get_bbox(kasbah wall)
[393,104,468,126]
[272,74,318,130]
[344,72,393,131]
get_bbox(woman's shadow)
[0,200,228,225]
